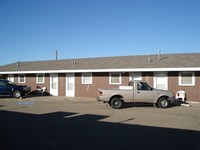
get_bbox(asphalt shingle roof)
[0,53,200,73]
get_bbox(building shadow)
[0,110,199,150]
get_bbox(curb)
[180,103,191,107]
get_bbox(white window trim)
[36,73,45,84]
[179,72,195,86]
[18,74,26,83]
[82,73,92,84]
[129,72,142,81]
[109,73,122,85]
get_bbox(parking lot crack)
[118,118,135,123]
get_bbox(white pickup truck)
[96,80,176,109]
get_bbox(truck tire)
[157,97,169,108]
[110,97,123,109]
[13,90,22,98]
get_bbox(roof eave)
[1,67,200,74]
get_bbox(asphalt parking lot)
[0,96,200,150]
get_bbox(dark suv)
[0,79,31,98]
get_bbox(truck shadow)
[123,102,154,108]
[0,110,199,150]
[122,102,181,109]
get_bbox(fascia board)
[1,67,200,74]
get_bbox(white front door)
[66,73,75,97]
[50,74,58,96]
[154,72,168,90]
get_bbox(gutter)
[1,67,200,74]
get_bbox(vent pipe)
[17,61,20,67]
[158,49,161,61]
[55,50,58,60]
[71,61,76,64]
[147,57,151,62]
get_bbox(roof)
[0,53,200,74]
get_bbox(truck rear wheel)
[13,90,22,98]
[110,97,123,109]
[157,97,169,108]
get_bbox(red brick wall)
[169,71,200,102]
[10,73,63,96]
[75,73,94,97]
[75,72,129,97]
[4,71,200,102]
[75,73,105,97]
[12,74,50,95]
[122,72,129,85]
[75,71,200,102]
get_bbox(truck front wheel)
[157,97,169,108]
[110,97,123,109]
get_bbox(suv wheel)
[13,90,22,98]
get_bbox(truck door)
[119,82,134,102]
[124,81,134,102]
[121,89,134,102]
[134,81,155,103]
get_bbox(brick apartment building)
[0,53,200,102]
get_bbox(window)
[18,74,25,83]
[179,72,195,86]
[82,73,92,84]
[36,74,45,83]
[109,73,121,84]
[129,72,142,81]
[137,82,152,90]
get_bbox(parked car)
[97,80,176,109]
[0,79,31,98]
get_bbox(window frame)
[82,73,92,84]
[109,73,121,85]
[36,73,45,84]
[129,72,142,81]
[18,74,26,83]
[179,72,195,86]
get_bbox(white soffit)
[1,67,200,74]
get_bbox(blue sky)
[0,0,200,66]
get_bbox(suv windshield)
[6,80,16,85]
